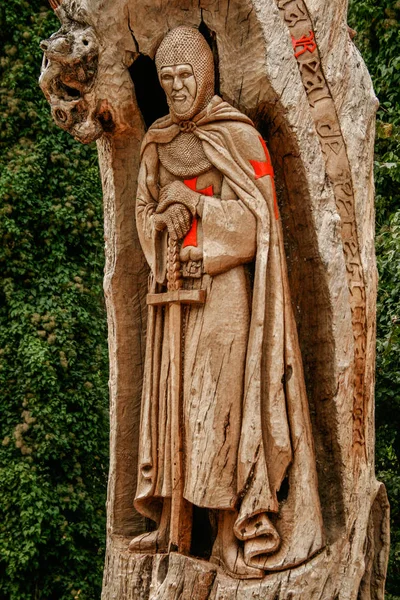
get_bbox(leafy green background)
[0,2,108,598]
[0,0,399,598]
[348,1,400,596]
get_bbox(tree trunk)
[39,0,390,597]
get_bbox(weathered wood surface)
[39,0,390,597]
[102,498,389,600]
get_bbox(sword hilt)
[167,237,183,292]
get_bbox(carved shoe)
[211,511,265,580]
[128,529,169,554]
[210,539,265,579]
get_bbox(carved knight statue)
[129,26,324,578]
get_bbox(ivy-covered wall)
[0,3,108,599]
[0,1,399,598]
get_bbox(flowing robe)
[151,164,256,509]
[135,96,324,570]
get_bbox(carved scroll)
[276,0,368,454]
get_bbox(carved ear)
[48,0,62,10]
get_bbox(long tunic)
[142,163,257,508]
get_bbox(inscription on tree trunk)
[277,0,368,454]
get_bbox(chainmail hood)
[155,27,215,122]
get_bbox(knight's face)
[160,64,197,116]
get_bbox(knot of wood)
[167,239,183,291]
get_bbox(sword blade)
[168,301,192,553]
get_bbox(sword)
[147,236,206,553]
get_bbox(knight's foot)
[211,539,264,579]
[128,529,168,554]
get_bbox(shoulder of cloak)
[140,114,176,157]
[149,113,173,131]
[200,117,269,167]
[196,118,276,227]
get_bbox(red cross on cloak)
[182,177,214,248]
[249,137,279,220]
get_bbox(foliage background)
[0,0,398,598]
[0,2,108,599]
[348,1,400,596]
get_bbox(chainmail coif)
[155,26,215,122]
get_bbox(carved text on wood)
[277,0,368,454]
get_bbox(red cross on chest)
[249,137,279,220]
[182,177,214,248]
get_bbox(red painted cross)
[291,31,317,58]
[250,137,275,180]
[182,177,214,248]
[250,137,279,220]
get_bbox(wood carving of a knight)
[130,26,324,578]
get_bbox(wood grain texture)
[39,0,389,597]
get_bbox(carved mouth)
[56,82,81,101]
[63,84,80,98]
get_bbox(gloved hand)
[153,203,192,241]
[156,180,200,216]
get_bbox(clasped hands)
[154,180,200,241]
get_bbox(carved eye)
[181,72,192,79]
[55,109,67,123]
[82,39,89,46]
[161,74,173,82]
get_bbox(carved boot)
[238,512,281,570]
[210,510,265,579]
[128,499,170,554]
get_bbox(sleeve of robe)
[201,180,257,276]
[135,143,167,284]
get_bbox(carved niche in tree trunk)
[39,0,390,598]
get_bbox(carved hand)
[153,203,192,241]
[156,180,200,216]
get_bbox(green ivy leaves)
[350,0,400,594]
[0,2,108,599]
